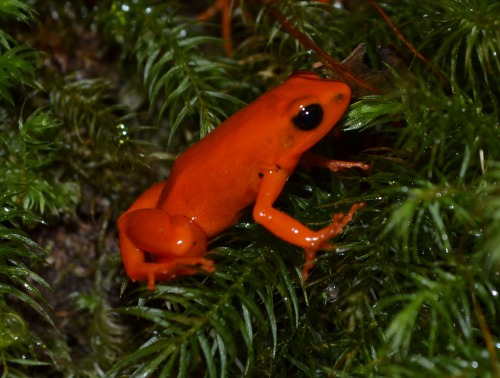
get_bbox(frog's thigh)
[123,209,207,258]
[118,209,211,289]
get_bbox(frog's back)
[158,99,286,237]
[156,72,351,237]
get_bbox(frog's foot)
[137,258,215,290]
[301,202,365,281]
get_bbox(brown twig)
[256,0,380,94]
[368,0,446,83]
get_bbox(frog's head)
[272,71,352,157]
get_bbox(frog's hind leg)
[197,0,233,56]
[118,209,214,289]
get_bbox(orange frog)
[117,71,368,289]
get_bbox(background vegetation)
[0,0,498,376]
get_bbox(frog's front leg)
[301,151,370,172]
[253,167,364,281]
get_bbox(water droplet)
[115,124,130,145]
[333,1,344,9]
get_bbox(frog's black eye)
[292,104,323,130]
